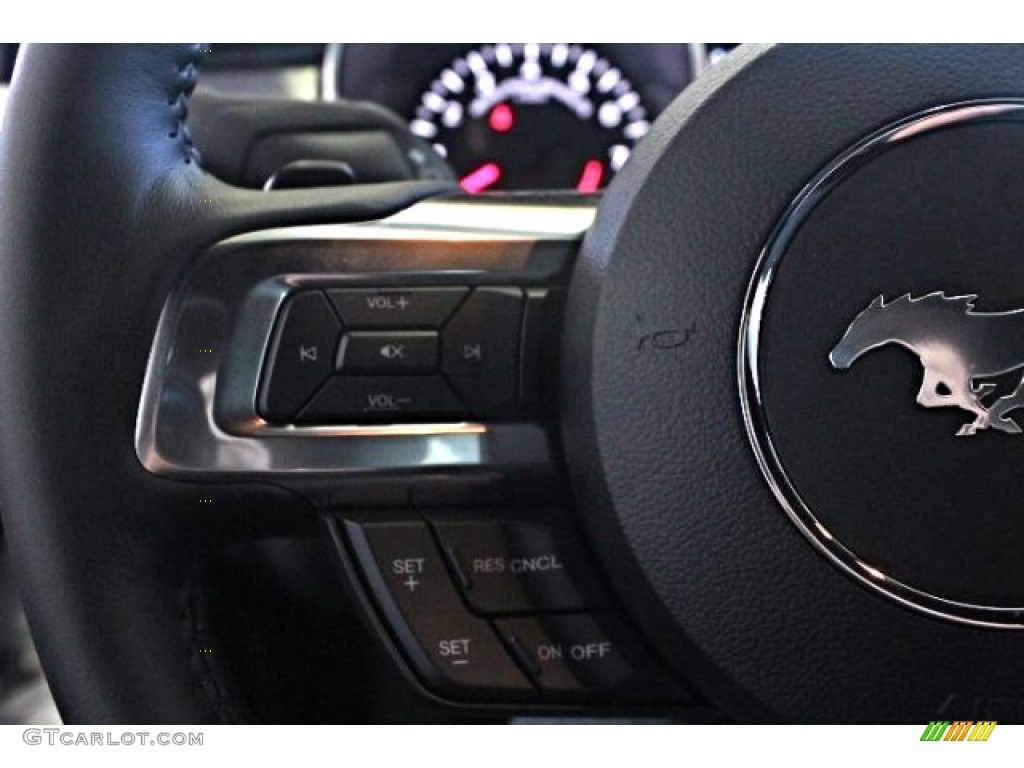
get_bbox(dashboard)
[0,44,734,192]
[188,43,735,191]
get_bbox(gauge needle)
[460,162,501,194]
[577,160,604,193]
[489,103,515,133]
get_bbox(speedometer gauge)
[409,44,652,193]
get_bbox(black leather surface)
[0,44,452,723]
[0,531,59,724]
[190,89,453,187]
[565,44,1024,722]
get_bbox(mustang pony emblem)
[829,293,1024,436]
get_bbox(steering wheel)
[4,43,1024,724]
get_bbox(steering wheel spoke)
[139,195,591,482]
[136,192,692,710]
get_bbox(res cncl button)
[431,519,602,615]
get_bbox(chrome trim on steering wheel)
[320,43,345,101]
[135,197,594,478]
[739,100,1024,630]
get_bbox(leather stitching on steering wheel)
[181,561,246,724]
[168,44,205,165]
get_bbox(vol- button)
[296,376,466,423]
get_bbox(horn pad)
[564,45,1024,723]
[744,101,1024,625]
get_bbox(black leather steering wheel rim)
[13,43,1024,725]
[565,43,1024,722]
[0,44,449,723]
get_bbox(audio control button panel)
[260,286,539,424]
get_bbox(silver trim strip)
[201,66,320,102]
[739,100,1024,629]
[688,43,707,78]
[0,84,9,132]
[135,197,594,478]
[320,43,344,101]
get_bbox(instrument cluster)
[324,44,716,192]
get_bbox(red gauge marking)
[577,160,604,193]
[489,103,515,133]
[460,162,502,193]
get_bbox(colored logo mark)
[920,720,996,742]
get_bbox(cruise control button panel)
[259,285,545,425]
[340,511,685,706]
